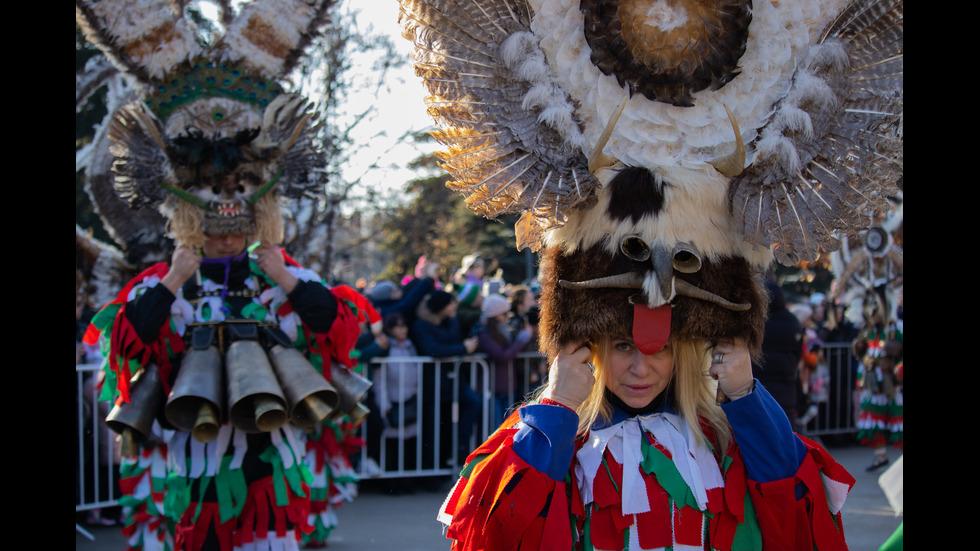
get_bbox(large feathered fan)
[399,0,902,356]
[76,0,336,242]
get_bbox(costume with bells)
[78,2,370,549]
[398,0,901,548]
[852,287,903,464]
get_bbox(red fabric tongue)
[633,304,672,354]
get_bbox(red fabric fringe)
[442,415,575,551]
[747,436,854,551]
[442,418,856,551]
[174,476,312,551]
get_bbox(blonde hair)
[535,336,733,453]
[165,193,284,248]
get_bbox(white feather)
[771,105,814,140]
[756,134,802,175]
[527,0,849,168]
[785,72,839,112]
[220,0,319,78]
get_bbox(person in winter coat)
[476,293,535,427]
[411,291,481,469]
[751,278,806,432]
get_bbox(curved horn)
[588,95,629,173]
[707,104,745,177]
[674,279,751,311]
[559,271,645,289]
[559,272,751,311]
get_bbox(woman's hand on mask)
[708,338,755,401]
[542,342,595,411]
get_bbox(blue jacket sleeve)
[390,277,435,317]
[510,404,579,481]
[411,320,468,358]
[721,379,807,482]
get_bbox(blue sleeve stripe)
[721,381,807,482]
[511,404,579,481]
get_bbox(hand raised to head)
[162,244,201,295]
[251,243,298,293]
[708,338,754,401]
[542,342,595,411]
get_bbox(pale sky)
[334,0,437,208]
[197,0,437,208]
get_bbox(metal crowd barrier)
[76,363,119,515]
[75,342,859,513]
[355,355,494,480]
[798,341,861,438]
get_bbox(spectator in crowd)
[751,278,806,433]
[790,302,825,429]
[373,312,424,493]
[506,285,537,337]
[352,309,389,471]
[411,290,481,469]
[77,284,121,526]
[454,253,486,336]
[814,295,861,441]
[370,258,440,328]
[477,294,535,428]
[508,285,545,393]
[377,313,422,437]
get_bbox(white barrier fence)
[76,363,120,515]
[354,353,545,480]
[74,343,858,512]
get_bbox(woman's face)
[604,338,675,409]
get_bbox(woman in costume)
[437,269,855,550]
[396,0,900,548]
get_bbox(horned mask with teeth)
[77,0,334,251]
[106,62,323,249]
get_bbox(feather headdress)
[76,0,336,247]
[399,0,902,358]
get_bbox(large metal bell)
[226,340,288,433]
[106,365,164,456]
[165,345,224,443]
[328,363,373,422]
[267,345,340,429]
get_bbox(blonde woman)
[438,327,855,550]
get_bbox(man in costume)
[78,2,369,549]
[86,229,360,550]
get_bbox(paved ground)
[76,438,902,550]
